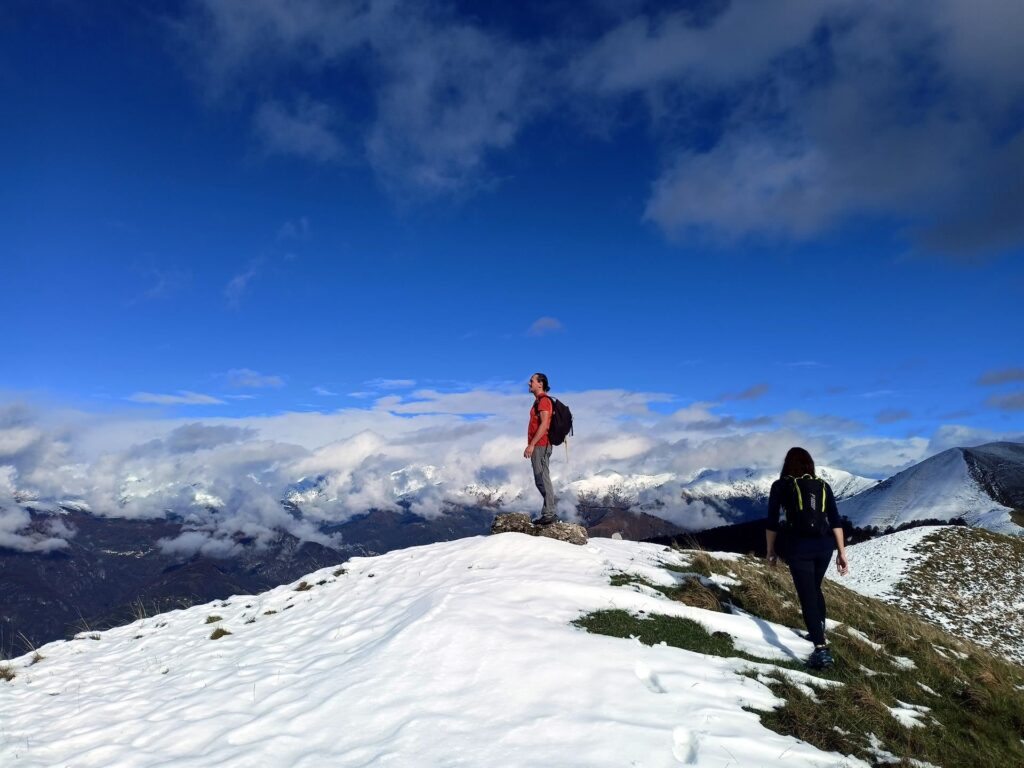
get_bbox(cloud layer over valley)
[3,389,1016,555]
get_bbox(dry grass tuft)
[0,664,14,682]
[688,549,714,577]
[848,682,886,715]
[209,627,232,640]
[671,577,723,612]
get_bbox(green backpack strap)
[791,474,827,513]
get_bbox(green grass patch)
[204,615,223,624]
[573,609,738,658]
[209,627,232,640]
[609,572,641,588]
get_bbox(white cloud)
[527,317,564,337]
[0,466,71,553]
[0,425,44,456]
[366,378,417,391]
[609,1,1024,256]
[928,424,1024,453]
[254,99,343,162]
[720,383,770,402]
[278,216,311,241]
[985,392,1024,412]
[181,0,544,194]
[224,260,263,309]
[128,391,226,405]
[172,1,1024,255]
[226,368,286,388]
[571,0,848,93]
[977,367,1024,386]
[157,530,242,559]
[128,264,191,305]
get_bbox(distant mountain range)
[675,465,876,524]
[3,441,1022,656]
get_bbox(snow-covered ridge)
[1,535,865,767]
[569,470,678,502]
[838,446,1023,535]
[681,465,876,501]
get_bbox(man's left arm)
[524,408,551,458]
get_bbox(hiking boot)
[806,646,835,670]
[531,516,557,527]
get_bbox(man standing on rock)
[524,372,557,526]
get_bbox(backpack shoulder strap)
[534,395,552,414]
[791,474,820,511]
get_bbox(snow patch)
[887,700,931,729]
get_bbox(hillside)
[827,525,1024,664]
[3,534,1022,767]
[839,442,1024,535]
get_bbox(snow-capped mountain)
[570,467,872,509]
[682,465,875,502]
[838,442,1024,534]
[570,470,677,504]
[674,465,877,525]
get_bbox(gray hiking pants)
[531,444,557,519]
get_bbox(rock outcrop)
[490,512,588,546]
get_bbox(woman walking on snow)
[765,447,849,669]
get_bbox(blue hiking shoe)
[806,646,835,670]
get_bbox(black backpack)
[534,395,574,446]
[784,475,830,537]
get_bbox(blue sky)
[3,0,1023,444]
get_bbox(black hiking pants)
[788,551,831,647]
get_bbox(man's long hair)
[533,372,550,392]
[780,446,815,478]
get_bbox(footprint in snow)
[672,726,700,764]
[634,661,667,694]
